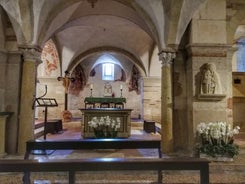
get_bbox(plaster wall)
[149,46,161,77]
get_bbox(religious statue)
[200,63,222,95]
[57,71,75,94]
[104,82,112,97]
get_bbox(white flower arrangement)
[88,116,121,138]
[196,121,240,158]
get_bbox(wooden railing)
[0,157,210,184]
[25,139,162,159]
[0,139,210,183]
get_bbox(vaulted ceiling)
[0,0,211,75]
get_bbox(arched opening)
[233,35,245,132]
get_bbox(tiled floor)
[1,120,245,184]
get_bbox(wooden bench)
[25,139,162,159]
[0,157,210,184]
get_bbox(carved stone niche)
[197,63,226,101]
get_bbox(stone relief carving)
[200,63,221,94]
[104,82,112,97]
[197,63,225,101]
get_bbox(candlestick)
[120,88,123,97]
[90,88,93,97]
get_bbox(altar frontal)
[80,108,132,138]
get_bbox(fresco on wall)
[69,65,87,96]
[115,68,126,82]
[129,65,141,94]
[41,39,60,77]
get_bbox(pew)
[0,157,210,184]
[25,139,162,159]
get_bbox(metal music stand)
[34,98,58,140]
[32,97,58,155]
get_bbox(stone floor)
[1,120,245,184]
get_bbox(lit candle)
[120,85,123,90]
[90,84,93,89]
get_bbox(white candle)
[90,84,93,89]
[120,85,123,90]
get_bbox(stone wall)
[36,78,65,120]
[143,77,161,123]
[181,0,233,152]
[233,72,245,131]
[0,50,22,154]
[173,51,188,151]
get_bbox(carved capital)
[158,49,176,66]
[18,45,42,65]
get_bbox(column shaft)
[159,50,176,153]
[18,48,41,154]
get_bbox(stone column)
[0,113,10,157]
[18,46,41,154]
[158,49,176,153]
[0,112,13,157]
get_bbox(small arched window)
[102,63,114,81]
[237,38,245,72]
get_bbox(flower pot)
[200,153,234,162]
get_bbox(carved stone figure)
[200,63,222,95]
[104,82,112,97]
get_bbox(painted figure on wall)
[70,65,87,96]
[41,39,60,76]
[200,63,222,95]
[129,65,140,94]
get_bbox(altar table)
[80,108,132,138]
[84,97,126,108]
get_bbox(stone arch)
[67,47,147,77]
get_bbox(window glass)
[237,39,245,72]
[102,63,114,80]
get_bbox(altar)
[80,108,132,138]
[84,97,126,109]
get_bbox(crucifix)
[57,71,75,110]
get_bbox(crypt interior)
[0,0,245,179]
